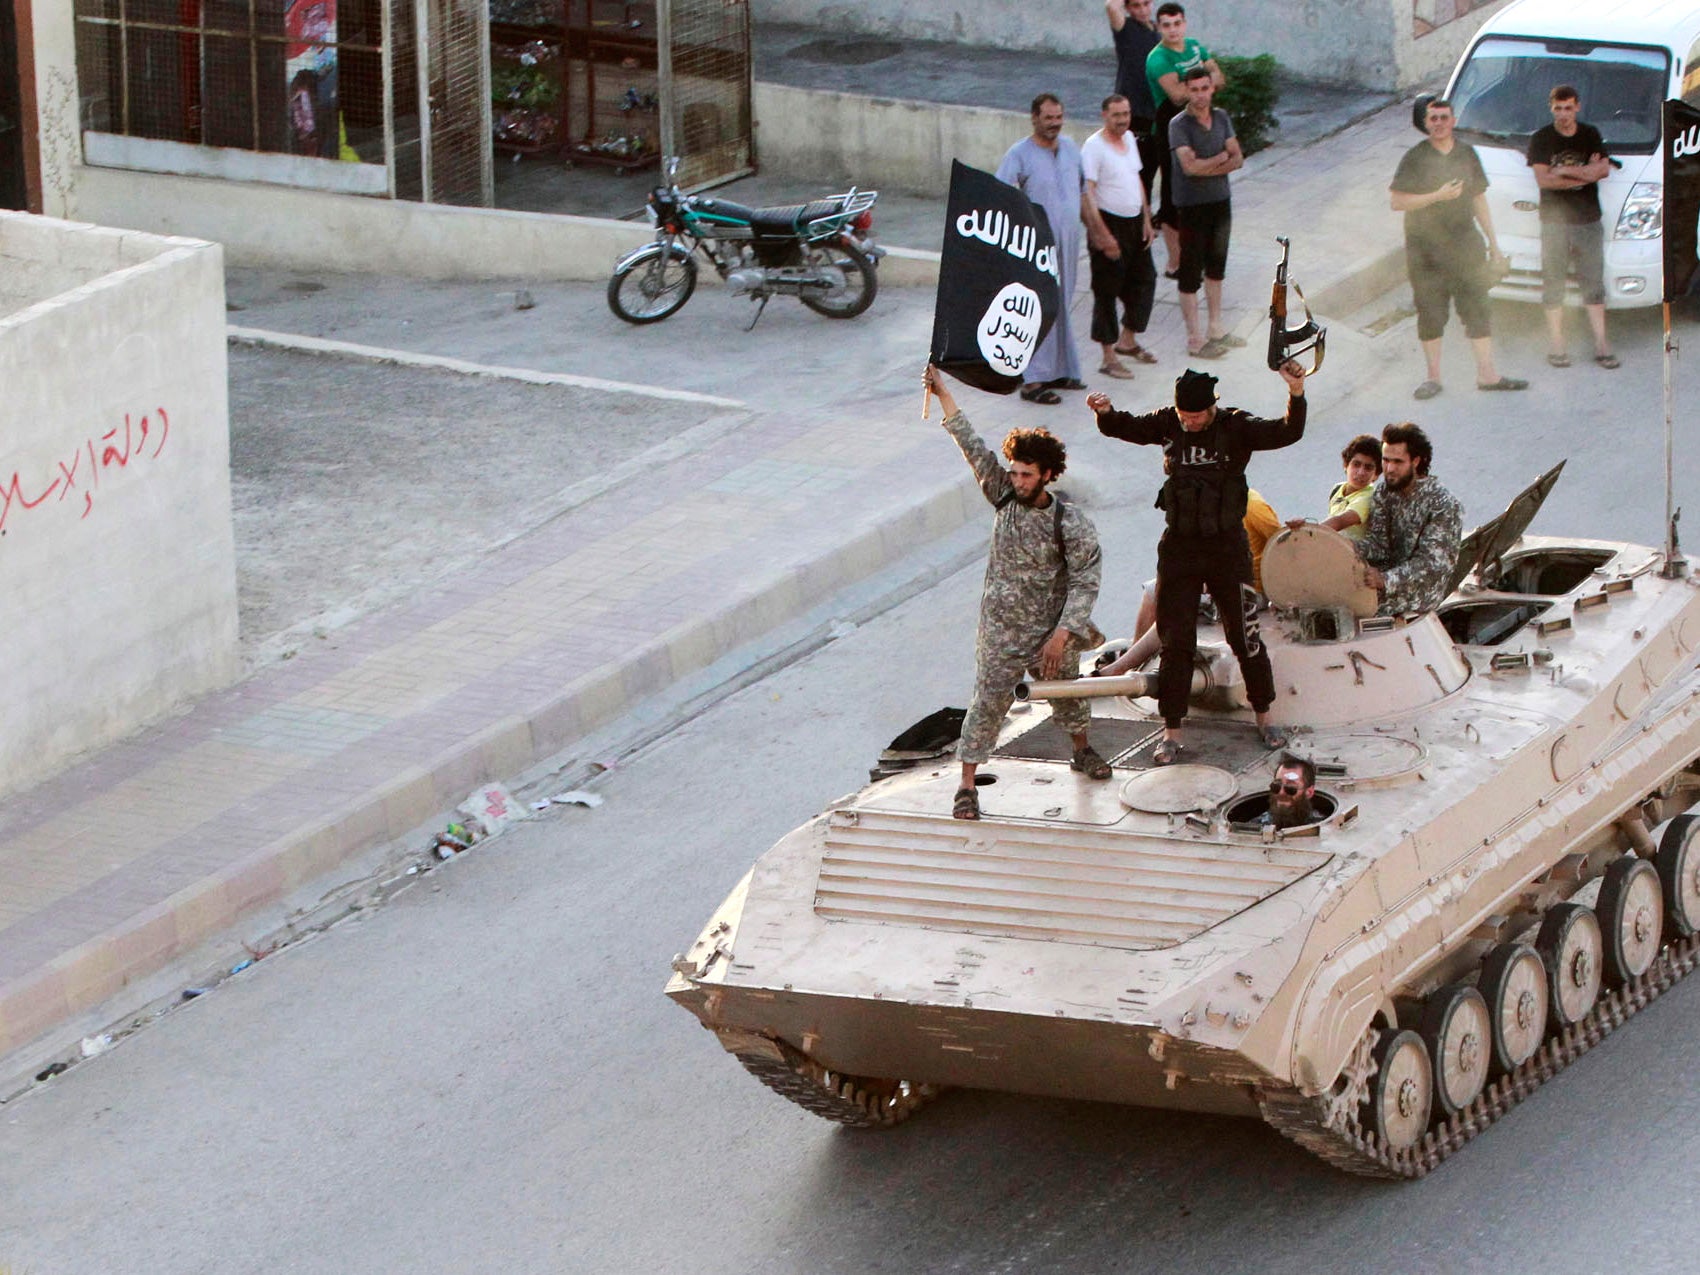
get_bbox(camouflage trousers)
[959,646,1091,765]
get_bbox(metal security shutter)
[658,0,750,191]
[414,0,490,205]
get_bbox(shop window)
[74,0,390,177]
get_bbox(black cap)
[1175,369,1218,412]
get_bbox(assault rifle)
[1267,236,1326,376]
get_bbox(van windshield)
[1450,36,1668,154]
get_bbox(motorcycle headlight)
[1614,182,1663,240]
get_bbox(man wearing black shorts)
[1527,84,1618,370]
[1144,2,1222,278]
[1168,66,1242,358]
[1390,97,1527,400]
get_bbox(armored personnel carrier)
[665,469,1700,1178]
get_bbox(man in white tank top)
[1081,94,1159,380]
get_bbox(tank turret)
[666,468,1700,1176]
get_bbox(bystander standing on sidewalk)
[1082,93,1160,380]
[1169,66,1243,358]
[1106,0,1162,201]
[1145,2,1224,278]
[1527,84,1619,370]
[1390,97,1527,400]
[997,92,1088,404]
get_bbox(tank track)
[731,1041,941,1129]
[1258,932,1700,1178]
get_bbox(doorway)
[0,0,27,209]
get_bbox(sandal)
[1210,332,1248,349]
[1152,739,1184,766]
[1047,377,1088,391]
[952,786,980,820]
[1477,376,1529,391]
[1547,352,1571,368]
[1114,342,1159,364]
[1098,360,1136,379]
[1413,380,1443,400]
[1189,338,1229,359]
[1020,384,1063,405]
[1259,723,1290,750]
[1595,353,1621,369]
[1071,745,1113,781]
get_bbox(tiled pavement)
[0,96,1421,1066]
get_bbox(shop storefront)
[64,0,750,213]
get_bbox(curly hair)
[1341,433,1382,469]
[1382,421,1434,476]
[1002,427,1067,478]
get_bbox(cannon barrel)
[1015,670,1207,702]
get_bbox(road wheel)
[799,240,878,318]
[1477,942,1548,1074]
[1655,813,1700,937]
[607,244,697,324]
[1537,902,1603,1030]
[1597,856,1664,984]
[1362,1028,1433,1151]
[1420,984,1490,1116]
[731,1038,939,1129]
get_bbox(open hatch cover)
[1448,460,1566,596]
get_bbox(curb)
[0,467,982,1062]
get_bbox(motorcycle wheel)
[607,244,697,324]
[798,240,878,319]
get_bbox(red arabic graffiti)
[0,408,170,533]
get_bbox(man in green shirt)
[1144,2,1224,274]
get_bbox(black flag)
[1664,98,1700,302]
[930,160,1062,394]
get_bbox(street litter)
[80,1034,112,1058]
[551,790,604,808]
[182,987,210,1000]
[230,958,254,974]
[530,799,551,812]
[458,783,527,837]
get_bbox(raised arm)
[1106,0,1127,31]
[927,365,1013,507]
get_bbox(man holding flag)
[923,365,1110,821]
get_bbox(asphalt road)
[3,281,1700,1272]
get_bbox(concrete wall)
[69,164,943,285]
[752,0,1511,91]
[753,83,1094,196]
[0,214,238,798]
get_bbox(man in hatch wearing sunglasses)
[1263,754,1317,829]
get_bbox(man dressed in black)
[1087,363,1305,763]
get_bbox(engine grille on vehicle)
[815,810,1332,949]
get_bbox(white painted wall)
[752,0,1511,91]
[69,165,943,285]
[0,214,238,799]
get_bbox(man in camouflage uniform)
[1356,421,1463,615]
[925,366,1110,822]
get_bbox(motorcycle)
[607,157,885,328]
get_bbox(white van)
[1442,0,1700,307]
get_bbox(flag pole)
[1663,299,1684,576]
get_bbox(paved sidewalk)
[0,93,1424,1067]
